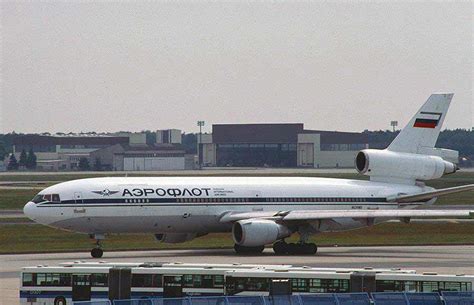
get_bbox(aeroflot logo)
[122,188,211,197]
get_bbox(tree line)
[1,129,473,170]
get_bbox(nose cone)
[23,201,36,221]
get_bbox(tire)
[234,244,264,254]
[286,243,299,255]
[273,241,288,255]
[54,296,67,305]
[306,243,318,255]
[91,248,103,258]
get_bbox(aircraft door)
[163,275,183,298]
[74,192,83,204]
[72,274,91,302]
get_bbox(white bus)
[19,263,472,305]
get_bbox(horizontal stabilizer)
[387,184,474,203]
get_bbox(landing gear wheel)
[281,243,317,255]
[273,240,288,255]
[91,247,103,258]
[234,244,265,255]
[305,243,318,255]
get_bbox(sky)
[1,1,472,134]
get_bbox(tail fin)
[387,93,453,154]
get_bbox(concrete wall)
[90,144,125,170]
[156,129,182,144]
[201,143,216,166]
[297,134,319,167]
[129,133,147,145]
[123,157,185,171]
[314,151,358,168]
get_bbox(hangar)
[198,124,368,168]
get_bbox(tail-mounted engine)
[355,149,456,182]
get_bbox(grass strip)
[1,222,474,254]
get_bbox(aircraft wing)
[387,184,474,203]
[219,209,474,223]
[219,184,474,223]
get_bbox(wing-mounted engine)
[355,149,457,183]
[232,219,291,247]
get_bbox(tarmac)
[2,245,474,305]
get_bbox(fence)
[73,292,474,305]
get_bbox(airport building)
[198,124,368,168]
[10,130,193,171]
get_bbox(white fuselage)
[23,177,432,235]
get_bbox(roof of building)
[13,135,129,146]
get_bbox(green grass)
[0,189,39,210]
[1,222,474,254]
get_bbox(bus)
[20,262,472,305]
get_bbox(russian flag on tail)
[413,111,442,128]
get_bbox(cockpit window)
[52,194,61,203]
[31,194,61,204]
[32,195,46,204]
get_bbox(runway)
[2,245,474,305]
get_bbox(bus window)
[91,273,108,287]
[152,274,162,287]
[132,274,153,287]
[22,273,34,286]
[183,275,194,287]
[291,278,309,292]
[214,275,224,288]
[421,281,439,292]
[404,281,417,292]
[194,275,202,287]
[376,280,404,292]
[245,277,269,291]
[461,282,472,291]
[202,275,213,288]
[36,273,46,286]
[309,279,349,293]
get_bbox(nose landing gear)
[90,234,104,258]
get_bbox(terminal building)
[198,124,368,168]
[10,129,193,171]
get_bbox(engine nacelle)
[355,149,457,181]
[232,219,291,247]
[154,233,197,244]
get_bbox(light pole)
[390,121,398,132]
[197,120,205,169]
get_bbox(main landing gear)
[90,234,105,258]
[234,244,265,254]
[273,240,318,255]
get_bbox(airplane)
[24,93,474,258]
